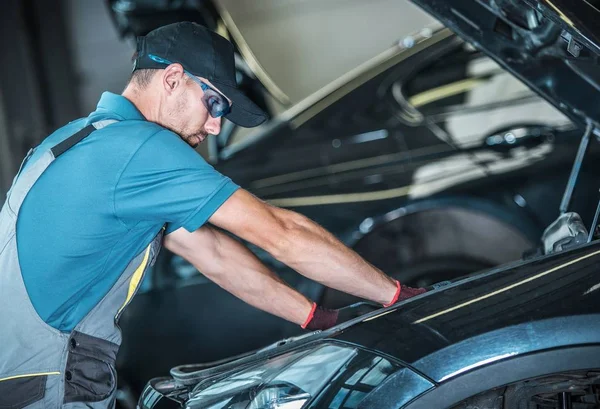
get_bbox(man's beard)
[167,93,208,148]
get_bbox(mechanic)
[0,22,426,407]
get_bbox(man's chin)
[186,134,206,148]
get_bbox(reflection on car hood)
[140,242,600,409]
[410,0,600,128]
[181,241,600,384]
[334,240,600,382]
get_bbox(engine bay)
[411,0,600,127]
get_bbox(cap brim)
[212,82,269,128]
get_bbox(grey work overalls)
[0,121,163,408]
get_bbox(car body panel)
[382,345,600,409]
[335,241,600,377]
[138,242,600,408]
[355,366,435,409]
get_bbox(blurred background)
[0,0,438,192]
[2,1,598,407]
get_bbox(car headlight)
[185,342,401,409]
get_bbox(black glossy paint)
[335,240,600,378]
[411,0,600,126]
[137,241,600,408]
[531,0,600,52]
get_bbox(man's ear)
[162,64,185,93]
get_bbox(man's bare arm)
[164,226,314,325]
[209,189,398,306]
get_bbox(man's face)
[162,69,229,148]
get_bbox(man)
[0,22,425,408]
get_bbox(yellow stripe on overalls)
[0,372,60,382]
[116,244,151,317]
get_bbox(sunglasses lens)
[202,89,231,118]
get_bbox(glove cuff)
[383,279,401,307]
[301,302,318,329]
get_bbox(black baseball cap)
[134,22,268,128]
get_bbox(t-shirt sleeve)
[114,130,239,233]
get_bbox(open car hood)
[410,0,600,128]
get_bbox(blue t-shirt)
[16,92,239,332]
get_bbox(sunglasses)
[147,54,232,118]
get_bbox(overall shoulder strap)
[6,120,120,215]
[51,119,118,158]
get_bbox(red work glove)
[301,280,426,331]
[301,304,338,331]
[383,280,427,307]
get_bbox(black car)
[115,1,600,402]
[139,243,600,409]
[115,25,600,401]
[135,0,600,408]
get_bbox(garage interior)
[0,0,437,192]
[2,1,600,408]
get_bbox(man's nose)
[204,115,222,135]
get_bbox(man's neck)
[122,87,158,123]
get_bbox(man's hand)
[303,283,427,331]
[208,189,424,308]
[303,282,428,331]
[398,283,427,301]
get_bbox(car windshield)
[186,343,402,409]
